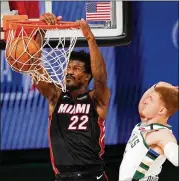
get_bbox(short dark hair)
[69,50,92,83]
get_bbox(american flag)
[86,2,111,21]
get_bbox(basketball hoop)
[3,15,80,92]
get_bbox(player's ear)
[159,107,167,115]
[85,73,91,82]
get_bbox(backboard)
[0,1,131,49]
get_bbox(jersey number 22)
[68,115,89,130]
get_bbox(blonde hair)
[154,86,178,117]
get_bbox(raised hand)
[77,18,94,41]
[40,12,62,25]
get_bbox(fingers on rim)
[40,13,57,25]
[41,14,50,24]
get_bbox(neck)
[67,86,88,97]
[141,117,168,126]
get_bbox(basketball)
[5,37,41,72]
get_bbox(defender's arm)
[148,129,179,167]
[157,129,178,167]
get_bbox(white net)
[5,25,79,92]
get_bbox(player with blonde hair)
[119,82,178,181]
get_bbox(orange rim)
[8,20,80,30]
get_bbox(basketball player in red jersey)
[32,13,110,181]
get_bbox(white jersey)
[119,123,172,181]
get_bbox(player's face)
[66,60,89,90]
[139,92,165,120]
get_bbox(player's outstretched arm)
[79,19,110,107]
[156,129,178,167]
[31,13,62,103]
